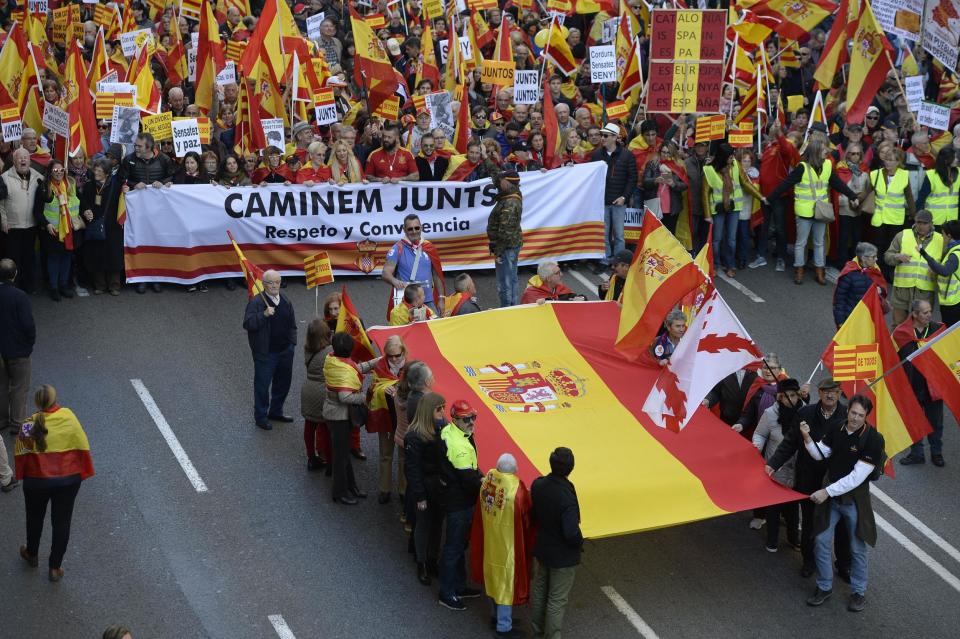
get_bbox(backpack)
[859,427,887,481]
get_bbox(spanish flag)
[15,407,95,481]
[751,0,834,40]
[821,288,932,464]
[227,230,265,298]
[336,285,377,361]
[369,301,799,538]
[324,355,363,393]
[845,0,893,123]
[680,225,714,326]
[452,88,472,155]
[194,0,226,114]
[64,40,102,158]
[616,211,705,362]
[813,0,854,91]
[493,15,513,63]
[366,357,400,433]
[128,44,162,114]
[543,17,578,76]
[416,23,441,88]
[907,323,960,422]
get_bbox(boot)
[417,562,431,586]
[794,267,804,285]
[814,267,826,285]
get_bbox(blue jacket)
[833,269,879,327]
[0,282,36,359]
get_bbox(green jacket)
[486,160,523,255]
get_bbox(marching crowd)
[1,0,959,637]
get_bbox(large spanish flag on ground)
[908,323,960,421]
[369,302,799,538]
[821,288,931,461]
[616,211,705,361]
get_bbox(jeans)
[794,216,826,268]
[603,205,625,263]
[736,219,752,264]
[815,500,869,595]
[711,210,738,269]
[909,400,944,457]
[837,215,863,264]
[47,252,72,291]
[495,246,520,307]
[439,506,474,599]
[799,489,850,570]
[252,345,294,423]
[530,558,577,639]
[758,199,787,261]
[491,601,514,632]
[24,478,82,569]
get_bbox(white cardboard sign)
[513,70,540,105]
[590,45,617,84]
[171,118,202,157]
[42,103,69,138]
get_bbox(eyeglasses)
[263,279,281,285]
[866,115,879,120]
[494,121,505,127]
[405,226,421,232]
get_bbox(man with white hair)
[242,270,298,431]
[520,260,585,304]
[167,87,187,117]
[0,148,43,292]
[554,103,574,133]
[469,453,534,639]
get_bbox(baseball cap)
[881,118,899,130]
[500,169,521,183]
[450,400,477,418]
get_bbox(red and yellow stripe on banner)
[369,302,798,539]
[124,223,604,282]
[831,344,879,381]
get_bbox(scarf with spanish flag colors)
[323,355,363,393]
[469,468,535,605]
[50,179,78,250]
[14,406,94,481]
[368,301,800,538]
[443,291,472,317]
[366,357,400,433]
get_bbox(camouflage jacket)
[485,160,523,255]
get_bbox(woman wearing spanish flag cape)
[15,385,94,582]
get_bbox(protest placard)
[171,118,202,157]
[590,46,617,83]
[513,70,540,105]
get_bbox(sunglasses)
[386,352,404,359]
[458,415,477,423]
[405,226,421,232]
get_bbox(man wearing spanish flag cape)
[469,453,535,639]
[381,213,445,320]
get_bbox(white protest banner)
[120,29,154,57]
[97,70,119,86]
[307,12,326,39]
[439,36,472,65]
[171,118,202,157]
[314,90,338,125]
[191,32,199,48]
[590,45,617,83]
[923,0,960,68]
[918,101,951,131]
[42,103,69,138]
[904,75,925,113]
[514,70,540,105]
[1,107,22,143]
[602,17,620,44]
[261,118,285,150]
[873,0,922,41]
[111,106,141,144]
[97,81,134,94]
[215,61,236,86]
[122,163,608,284]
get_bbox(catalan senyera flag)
[907,323,960,421]
[846,0,893,124]
[543,17,578,76]
[336,285,377,361]
[832,344,880,381]
[752,0,834,40]
[303,251,333,289]
[227,230,265,298]
[128,44,162,114]
[821,288,932,462]
[64,40,103,157]
[238,0,297,84]
[813,0,856,91]
[369,302,800,538]
[194,0,227,114]
[236,78,267,154]
[14,406,94,482]
[616,211,705,362]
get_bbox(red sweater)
[759,135,800,198]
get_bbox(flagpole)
[805,361,822,386]
[884,49,907,97]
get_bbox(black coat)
[706,371,757,426]
[120,152,176,188]
[404,428,443,504]
[0,282,36,358]
[415,155,450,181]
[531,473,583,568]
[242,294,297,356]
[768,401,847,493]
[590,145,637,205]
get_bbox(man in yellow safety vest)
[883,210,943,324]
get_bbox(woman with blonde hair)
[15,385,94,582]
[35,160,82,301]
[329,140,367,184]
[558,128,590,166]
[404,391,447,585]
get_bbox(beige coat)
[0,165,43,229]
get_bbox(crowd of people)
[1,0,959,635]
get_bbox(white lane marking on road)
[601,586,660,639]
[75,286,90,297]
[268,615,297,639]
[876,514,960,594]
[871,485,960,565]
[130,379,208,493]
[568,268,599,299]
[716,273,765,303]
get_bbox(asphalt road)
[2,260,958,639]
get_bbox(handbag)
[85,215,106,241]
[859,172,879,215]
[807,165,835,222]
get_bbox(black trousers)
[328,419,358,500]
[2,228,38,292]
[24,479,82,569]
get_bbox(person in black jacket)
[404,391,446,586]
[120,132,175,189]
[242,270,297,431]
[590,123,637,269]
[530,447,583,638]
[415,136,449,181]
[0,259,35,492]
[766,378,851,579]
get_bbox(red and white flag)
[642,290,762,432]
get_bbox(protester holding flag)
[242,270,297,432]
[918,220,960,326]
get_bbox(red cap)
[450,400,477,418]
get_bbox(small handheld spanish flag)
[226,230,264,299]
